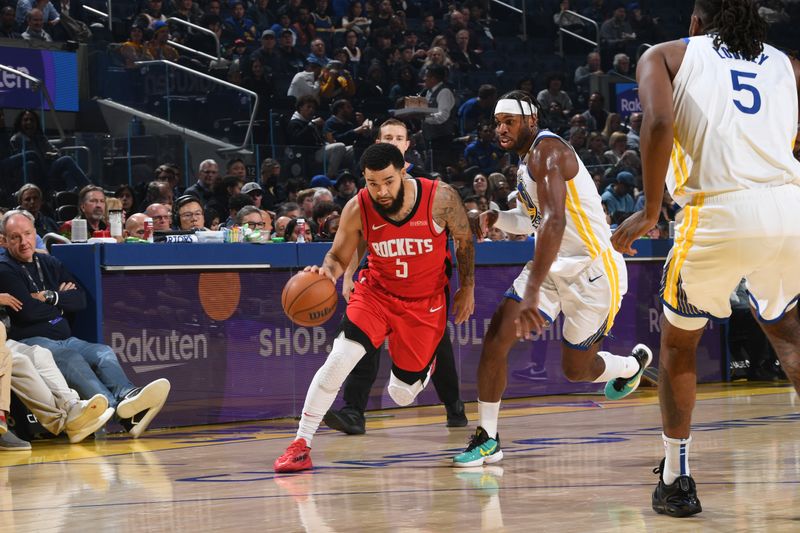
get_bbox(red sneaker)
[274,439,313,473]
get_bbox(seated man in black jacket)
[0,210,170,438]
[287,95,354,178]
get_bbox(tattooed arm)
[432,181,475,324]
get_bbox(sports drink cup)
[296,218,306,243]
[143,217,154,242]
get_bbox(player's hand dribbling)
[467,210,498,241]
[515,284,547,339]
[452,285,474,324]
[304,265,336,284]
[611,210,657,256]
[342,275,355,303]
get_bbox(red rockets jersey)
[357,178,448,299]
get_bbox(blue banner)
[0,46,79,111]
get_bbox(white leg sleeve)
[296,333,366,445]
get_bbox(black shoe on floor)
[652,458,702,517]
[323,408,366,435]
[445,400,468,427]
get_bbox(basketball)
[281,271,338,327]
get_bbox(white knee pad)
[315,333,367,393]
[387,371,430,406]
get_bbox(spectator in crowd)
[296,187,316,219]
[241,58,274,118]
[342,29,363,70]
[224,193,254,226]
[250,29,283,74]
[581,92,609,132]
[71,185,107,236]
[207,175,244,219]
[226,158,247,180]
[308,37,331,66]
[288,56,323,99]
[601,170,635,218]
[290,5,315,49]
[574,51,603,97]
[21,9,52,43]
[418,12,438,48]
[467,172,489,200]
[235,204,268,232]
[154,163,181,196]
[419,46,453,79]
[421,64,457,156]
[0,7,20,39]
[15,184,58,238]
[146,21,179,62]
[601,112,625,139]
[458,85,497,136]
[604,131,628,165]
[541,101,569,136]
[450,29,483,71]
[626,112,642,150]
[139,0,167,28]
[17,0,58,30]
[170,0,203,25]
[247,0,275,33]
[311,200,339,239]
[341,1,370,38]
[287,95,354,178]
[333,170,357,209]
[553,0,585,33]
[323,99,372,146]
[119,23,153,68]
[581,0,608,25]
[608,53,632,78]
[225,1,257,44]
[114,184,136,217]
[628,2,664,43]
[241,181,263,208]
[145,203,172,231]
[311,183,335,206]
[277,27,305,73]
[187,13,225,58]
[388,64,420,102]
[9,337,115,445]
[567,126,588,152]
[9,110,89,193]
[283,216,313,242]
[536,73,572,117]
[0,210,171,438]
[600,4,635,64]
[464,121,504,175]
[124,213,147,239]
[580,131,612,170]
[258,158,283,209]
[319,60,356,102]
[174,195,206,231]
[184,159,219,204]
[634,185,676,224]
[141,181,174,211]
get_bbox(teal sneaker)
[604,344,653,400]
[452,426,503,467]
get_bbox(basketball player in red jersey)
[274,143,475,473]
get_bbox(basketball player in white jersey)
[452,90,652,467]
[612,0,800,518]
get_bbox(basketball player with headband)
[453,91,651,467]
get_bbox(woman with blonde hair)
[601,112,624,139]
[419,45,453,78]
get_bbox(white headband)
[494,99,537,117]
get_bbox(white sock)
[295,334,366,446]
[592,351,640,383]
[478,400,501,438]
[662,433,691,485]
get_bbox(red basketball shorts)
[346,278,447,373]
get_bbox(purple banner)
[0,45,79,111]
[102,262,722,428]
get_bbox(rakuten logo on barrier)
[0,67,33,90]
[110,330,208,373]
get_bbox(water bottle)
[109,209,123,239]
[296,218,306,243]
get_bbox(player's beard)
[371,180,406,216]
[511,122,534,153]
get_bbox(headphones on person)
[173,194,203,228]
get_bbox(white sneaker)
[116,379,171,438]
[65,394,109,433]
[67,407,115,444]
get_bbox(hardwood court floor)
[2,382,800,532]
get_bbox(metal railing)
[488,0,526,41]
[82,2,112,31]
[166,17,221,62]
[134,60,258,152]
[0,63,65,140]
[557,9,600,56]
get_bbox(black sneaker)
[652,458,702,517]
[323,407,366,435]
[445,400,468,427]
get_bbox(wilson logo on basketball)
[308,306,335,320]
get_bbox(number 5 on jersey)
[730,70,761,114]
[395,259,408,278]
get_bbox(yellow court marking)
[2,383,792,467]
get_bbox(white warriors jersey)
[517,130,614,261]
[668,34,800,206]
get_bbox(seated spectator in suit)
[9,109,90,193]
[16,184,58,238]
[184,159,219,205]
[174,195,206,231]
[0,211,171,438]
[288,95,354,178]
[145,203,172,231]
[600,171,635,218]
[464,121,504,175]
[8,336,115,444]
